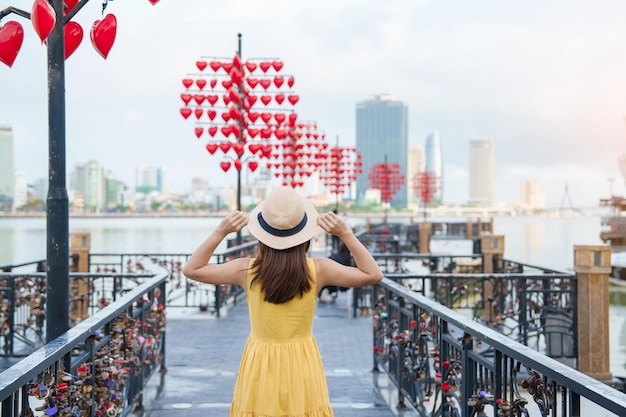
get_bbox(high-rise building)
[520,179,545,209]
[424,131,443,205]
[0,126,14,211]
[136,165,163,193]
[13,171,28,210]
[407,145,425,209]
[468,135,494,206]
[72,161,104,212]
[356,94,408,207]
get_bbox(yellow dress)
[230,259,334,417]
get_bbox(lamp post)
[320,137,363,210]
[0,0,160,342]
[368,158,405,224]
[179,33,301,244]
[412,171,439,220]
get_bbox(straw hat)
[247,187,319,250]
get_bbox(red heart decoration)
[32,0,56,43]
[247,78,259,89]
[148,0,160,5]
[196,61,207,71]
[180,93,192,104]
[207,110,217,120]
[196,79,207,90]
[194,108,203,119]
[63,21,83,59]
[275,94,285,105]
[0,21,24,68]
[248,161,259,172]
[248,112,259,123]
[221,126,232,137]
[180,108,192,119]
[248,128,259,138]
[182,78,193,88]
[208,126,218,137]
[260,113,272,123]
[221,112,231,122]
[248,144,261,154]
[272,61,284,72]
[259,79,272,90]
[247,95,258,107]
[193,94,205,105]
[206,143,218,154]
[90,14,117,59]
[223,95,231,105]
[194,127,204,138]
[287,76,295,88]
[261,128,272,139]
[206,95,218,106]
[222,80,233,89]
[222,62,233,73]
[219,142,231,153]
[231,125,241,139]
[234,159,242,171]
[288,113,298,125]
[287,95,299,105]
[245,62,257,73]
[260,95,271,106]
[210,79,218,89]
[220,161,231,172]
[64,0,79,14]
[209,61,221,72]
[274,76,284,88]
[232,143,244,156]
[259,62,271,72]
[274,113,286,124]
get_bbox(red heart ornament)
[64,0,79,14]
[246,78,259,89]
[196,61,207,71]
[259,79,271,90]
[148,0,160,5]
[248,161,259,172]
[206,95,218,106]
[180,108,192,119]
[259,62,271,72]
[260,95,271,106]
[247,95,258,106]
[90,14,117,59]
[196,79,207,90]
[287,76,295,88]
[287,95,299,105]
[272,61,283,72]
[275,94,285,105]
[206,144,218,154]
[248,112,259,123]
[194,127,204,138]
[248,144,261,154]
[0,21,24,68]
[260,113,272,123]
[245,62,257,73]
[234,159,242,171]
[63,21,83,59]
[274,76,284,88]
[180,93,192,104]
[210,79,218,89]
[232,143,244,156]
[194,108,203,119]
[182,78,193,88]
[209,61,221,72]
[248,128,259,138]
[220,161,231,172]
[208,127,218,137]
[207,110,217,120]
[32,0,56,43]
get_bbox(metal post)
[236,33,242,245]
[46,0,69,343]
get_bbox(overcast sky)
[2,0,626,208]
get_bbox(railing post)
[417,221,431,254]
[574,245,613,381]
[70,232,91,323]
[480,234,505,324]
[465,218,473,240]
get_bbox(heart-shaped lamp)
[64,21,83,60]
[90,14,117,59]
[0,21,24,68]
[31,0,57,43]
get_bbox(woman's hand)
[318,211,352,239]
[216,210,248,235]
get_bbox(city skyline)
[1,1,626,208]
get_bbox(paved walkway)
[140,290,416,417]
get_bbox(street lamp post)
[320,137,363,210]
[1,0,160,342]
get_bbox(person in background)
[182,187,383,417]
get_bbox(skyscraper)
[425,131,443,205]
[136,165,163,193]
[0,126,14,211]
[468,135,494,206]
[407,145,425,209]
[72,161,105,212]
[356,94,408,207]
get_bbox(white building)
[468,135,494,206]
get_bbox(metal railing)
[372,278,626,417]
[0,272,167,417]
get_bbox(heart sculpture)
[90,14,117,59]
[64,0,79,15]
[220,161,231,172]
[0,21,24,68]
[64,21,83,60]
[32,0,56,43]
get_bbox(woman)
[182,187,383,417]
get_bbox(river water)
[0,214,624,378]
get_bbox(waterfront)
[0,214,624,379]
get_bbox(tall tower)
[0,126,15,211]
[136,165,164,193]
[407,145,425,209]
[355,94,408,207]
[425,131,443,205]
[72,161,105,212]
[468,135,494,206]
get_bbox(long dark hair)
[250,241,312,304]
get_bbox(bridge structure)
[0,228,625,417]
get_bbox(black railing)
[372,278,626,417]
[0,272,167,417]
